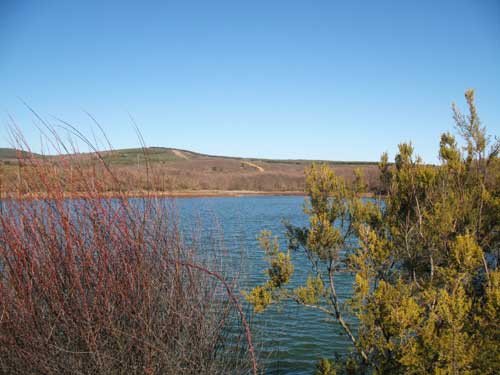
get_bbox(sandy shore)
[117,190,306,198]
[145,190,305,198]
[1,190,379,200]
[0,190,307,200]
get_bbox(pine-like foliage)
[246,90,499,374]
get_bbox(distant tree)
[245,90,499,374]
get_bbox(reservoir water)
[174,195,355,374]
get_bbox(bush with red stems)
[0,128,257,374]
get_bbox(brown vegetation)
[0,148,380,196]
[0,132,257,374]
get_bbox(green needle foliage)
[246,90,499,374]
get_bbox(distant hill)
[0,148,23,160]
[0,147,380,193]
[0,146,377,166]
[0,148,39,162]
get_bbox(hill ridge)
[0,146,377,165]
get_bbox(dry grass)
[0,147,380,195]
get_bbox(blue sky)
[1,0,499,162]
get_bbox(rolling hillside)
[0,147,380,194]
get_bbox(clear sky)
[1,0,499,162]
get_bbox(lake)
[174,195,355,374]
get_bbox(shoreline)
[0,189,378,200]
[126,190,307,198]
[0,190,307,200]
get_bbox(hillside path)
[172,149,189,160]
[243,161,264,172]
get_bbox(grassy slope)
[0,148,32,160]
[0,147,380,192]
[0,147,377,166]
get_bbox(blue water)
[174,195,355,374]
